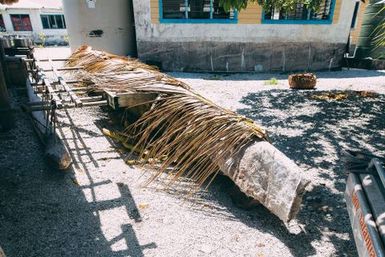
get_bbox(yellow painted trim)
[150,0,159,24]
[238,2,262,24]
[332,0,342,24]
[351,1,368,44]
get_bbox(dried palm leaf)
[67,46,267,189]
[67,46,266,185]
[67,45,190,92]
[67,46,307,223]
[0,0,19,4]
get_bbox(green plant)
[38,32,46,46]
[372,6,385,59]
[219,0,324,13]
[265,77,278,85]
[63,35,69,44]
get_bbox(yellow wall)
[151,0,159,24]
[238,3,262,24]
[332,0,342,24]
[350,1,368,44]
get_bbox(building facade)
[349,0,385,59]
[132,0,357,72]
[0,0,67,45]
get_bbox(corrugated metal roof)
[0,0,62,10]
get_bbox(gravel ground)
[0,47,385,257]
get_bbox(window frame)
[10,14,33,31]
[40,14,66,29]
[159,0,238,24]
[0,14,5,32]
[350,1,360,28]
[261,0,336,25]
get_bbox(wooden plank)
[26,58,69,63]
[28,66,83,73]
[58,78,83,107]
[43,78,63,108]
[28,100,107,111]
[47,58,82,107]
[34,85,87,93]
[104,90,157,111]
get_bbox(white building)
[0,0,67,45]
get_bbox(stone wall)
[133,0,355,72]
[138,41,346,72]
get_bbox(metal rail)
[344,151,385,257]
[23,56,108,143]
[27,57,107,112]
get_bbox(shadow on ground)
[167,89,384,257]
[229,89,385,256]
[2,89,384,257]
[0,98,156,257]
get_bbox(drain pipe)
[344,33,359,70]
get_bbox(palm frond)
[66,46,268,191]
[372,6,385,58]
[0,0,19,4]
[67,45,190,92]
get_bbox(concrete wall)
[63,0,137,56]
[133,0,356,72]
[0,8,67,43]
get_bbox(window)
[263,0,334,24]
[160,0,237,23]
[0,14,5,32]
[41,14,66,29]
[10,14,32,31]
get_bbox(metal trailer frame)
[19,46,144,168]
[344,151,385,257]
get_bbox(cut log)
[66,46,308,222]
[219,141,309,223]
[109,93,309,222]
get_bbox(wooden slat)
[58,78,83,107]
[28,100,107,111]
[43,77,63,108]
[28,66,83,73]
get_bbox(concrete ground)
[1,47,385,257]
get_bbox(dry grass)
[0,0,19,4]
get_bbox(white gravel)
[1,47,385,257]
[169,70,385,111]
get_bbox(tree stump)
[288,73,317,89]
